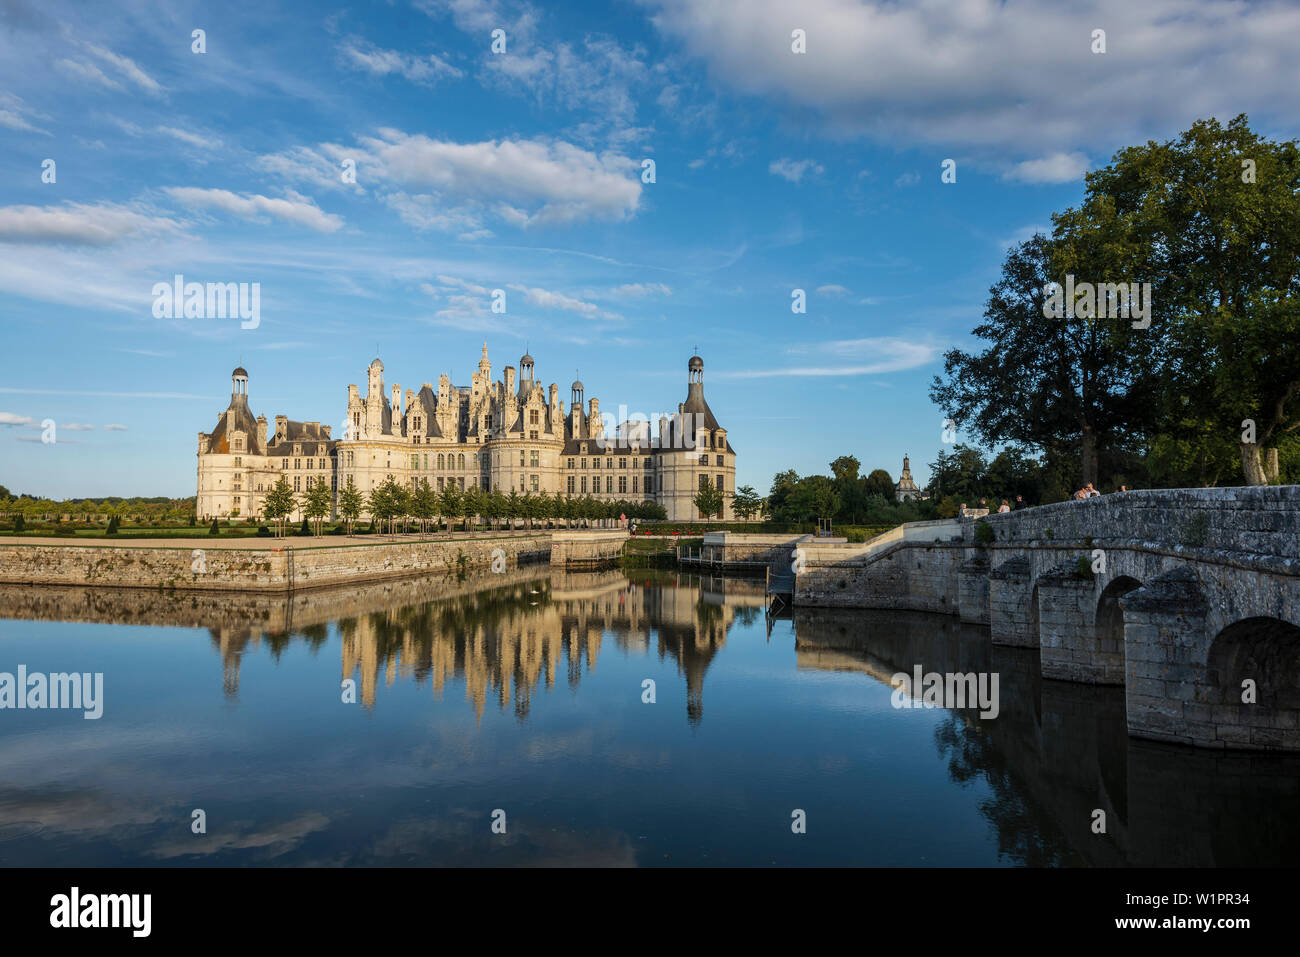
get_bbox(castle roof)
[205,394,262,454]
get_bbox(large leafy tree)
[1084,115,1300,484]
[930,232,1155,487]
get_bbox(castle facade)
[197,347,736,523]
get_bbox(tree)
[1082,115,1300,484]
[505,489,521,528]
[338,476,363,536]
[863,468,894,499]
[303,478,333,536]
[731,485,763,521]
[930,229,1156,488]
[209,518,220,536]
[366,478,398,534]
[693,479,725,520]
[462,484,484,532]
[264,476,296,538]
[439,481,462,533]
[391,481,412,533]
[487,489,507,531]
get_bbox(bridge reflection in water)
[0,570,1294,866]
[793,606,1300,867]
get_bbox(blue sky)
[2,0,1298,498]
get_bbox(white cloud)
[338,39,463,84]
[156,126,222,150]
[82,42,164,95]
[721,336,940,377]
[769,158,824,183]
[508,283,621,319]
[0,202,180,246]
[646,0,1300,173]
[56,58,122,90]
[0,94,49,135]
[0,413,35,427]
[104,424,128,431]
[359,130,641,227]
[895,171,920,188]
[1003,152,1090,184]
[257,144,363,193]
[163,188,343,233]
[610,282,671,298]
[815,284,851,297]
[383,192,492,239]
[60,423,95,431]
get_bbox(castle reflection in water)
[2,569,1298,866]
[0,568,765,725]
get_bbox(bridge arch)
[1207,617,1300,710]
[1096,575,1143,660]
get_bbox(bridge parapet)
[974,485,1300,559]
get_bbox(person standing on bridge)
[998,500,1011,513]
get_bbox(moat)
[0,568,1295,866]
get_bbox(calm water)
[0,567,1296,867]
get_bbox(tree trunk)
[1241,442,1269,485]
[1080,425,1098,486]
[1265,447,1280,483]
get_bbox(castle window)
[716,475,723,490]
[699,474,709,490]
[716,455,724,466]
[699,454,708,465]
[632,476,638,494]
[530,474,539,492]
[605,477,613,494]
[438,478,445,490]
[282,458,289,470]
[619,458,626,470]
[458,478,465,490]
[646,477,655,493]
[581,477,587,494]
[424,454,428,469]
[294,476,301,491]
[438,453,445,469]
[568,458,575,469]
[234,438,243,450]
[414,417,421,431]
[234,457,242,467]
[529,409,539,425]
[458,453,465,469]
[580,458,587,470]
[529,430,538,440]
[295,459,302,470]
[529,450,539,467]
[411,454,418,470]
[606,458,612,469]
[593,457,601,469]
[618,476,627,494]
[568,476,575,494]
[519,450,525,467]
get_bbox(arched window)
[438,453,445,469]
[458,453,465,469]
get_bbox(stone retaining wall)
[0,535,550,593]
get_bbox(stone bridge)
[789,486,1300,751]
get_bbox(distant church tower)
[896,454,921,502]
